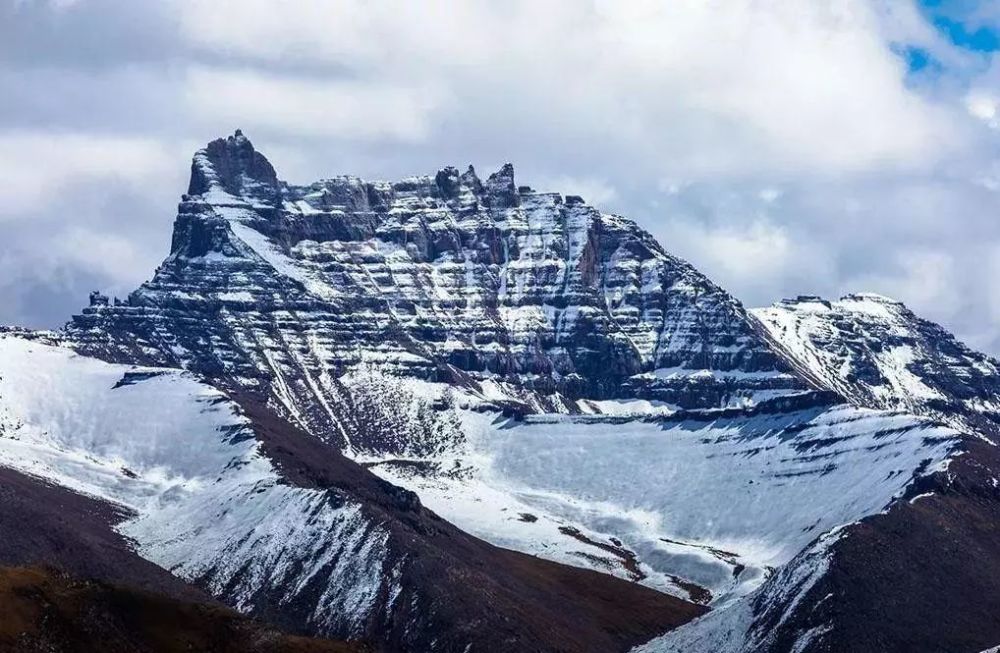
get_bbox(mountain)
[752,293,1000,440]
[3,130,998,652]
[634,294,1000,653]
[67,130,805,453]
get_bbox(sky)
[4,1,1000,353]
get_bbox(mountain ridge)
[752,292,1000,441]
[68,130,808,454]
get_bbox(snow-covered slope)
[638,434,1000,653]
[753,293,1000,440]
[342,370,957,610]
[0,333,701,652]
[0,335,390,636]
[67,131,804,452]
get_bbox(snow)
[578,398,678,416]
[872,344,946,402]
[635,527,842,653]
[908,491,935,504]
[644,366,790,381]
[357,375,958,605]
[216,290,254,302]
[227,219,340,301]
[0,335,390,635]
[752,296,942,405]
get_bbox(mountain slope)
[0,566,361,653]
[638,436,1000,653]
[752,293,1000,440]
[371,390,957,607]
[0,334,703,652]
[0,440,360,652]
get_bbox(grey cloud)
[2,0,1000,360]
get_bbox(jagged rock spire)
[485,162,517,208]
[187,130,279,202]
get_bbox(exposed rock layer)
[68,131,804,450]
[753,293,1000,440]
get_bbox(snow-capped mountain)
[4,131,999,652]
[67,130,805,452]
[753,293,1000,440]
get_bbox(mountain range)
[3,131,999,652]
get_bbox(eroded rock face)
[67,131,804,450]
[753,293,1000,441]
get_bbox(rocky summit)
[68,130,804,451]
[753,293,1000,441]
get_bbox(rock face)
[67,131,804,451]
[753,293,1000,440]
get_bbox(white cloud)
[759,188,783,203]
[172,0,964,179]
[183,67,445,142]
[966,93,1000,127]
[13,0,81,11]
[536,175,617,207]
[654,213,831,302]
[0,131,177,215]
[5,0,1000,353]
[846,249,962,316]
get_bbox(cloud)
[535,175,617,208]
[169,0,965,179]
[0,131,177,214]
[183,66,445,141]
[2,0,1000,358]
[0,129,186,328]
[846,248,961,316]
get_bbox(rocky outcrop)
[753,293,1000,441]
[67,131,804,451]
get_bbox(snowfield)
[0,335,390,636]
[343,370,959,607]
[0,332,962,650]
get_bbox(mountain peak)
[187,130,279,202]
[485,162,517,208]
[772,292,904,312]
[840,292,902,305]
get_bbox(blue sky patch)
[892,43,943,75]
[919,0,1000,52]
